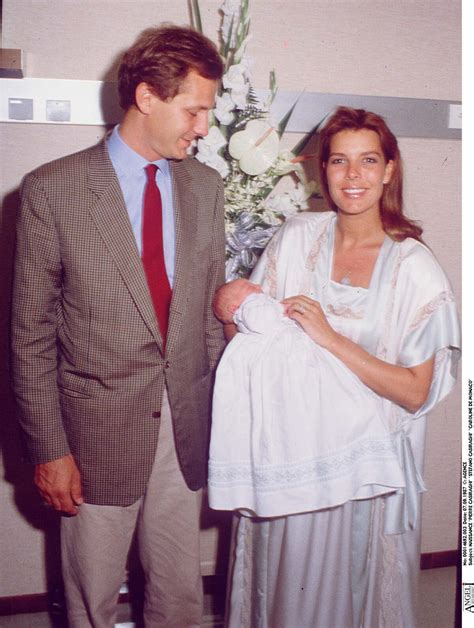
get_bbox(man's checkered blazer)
[11,139,226,505]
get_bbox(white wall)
[0,0,461,597]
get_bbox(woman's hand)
[282,295,339,349]
[283,295,434,414]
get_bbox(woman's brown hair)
[318,106,423,242]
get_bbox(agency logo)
[464,584,474,613]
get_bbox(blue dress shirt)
[107,125,176,286]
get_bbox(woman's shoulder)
[395,237,452,291]
[277,210,334,239]
[269,211,334,256]
[398,237,441,269]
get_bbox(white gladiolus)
[214,93,235,125]
[195,126,230,178]
[223,63,247,90]
[223,64,250,108]
[197,125,227,151]
[196,150,230,179]
[220,0,242,45]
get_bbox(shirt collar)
[107,124,171,178]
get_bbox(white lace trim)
[301,219,331,295]
[380,517,403,627]
[376,246,403,361]
[209,437,398,491]
[326,303,364,320]
[306,220,329,274]
[241,518,253,627]
[264,236,278,298]
[433,346,449,378]
[407,290,455,333]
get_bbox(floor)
[0,566,456,627]
[0,584,225,628]
[416,566,458,627]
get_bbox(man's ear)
[135,82,154,114]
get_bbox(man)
[11,25,225,627]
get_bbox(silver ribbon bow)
[225,212,276,281]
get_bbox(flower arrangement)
[190,0,320,280]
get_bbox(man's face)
[140,71,217,161]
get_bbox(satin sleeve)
[389,241,460,418]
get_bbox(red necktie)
[142,164,172,344]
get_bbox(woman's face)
[325,128,393,218]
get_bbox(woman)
[224,107,460,627]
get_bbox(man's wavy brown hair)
[118,25,224,110]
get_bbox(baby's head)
[213,279,262,323]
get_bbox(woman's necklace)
[340,271,352,286]
[338,260,359,286]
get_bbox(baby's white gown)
[208,292,405,517]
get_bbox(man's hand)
[35,454,84,515]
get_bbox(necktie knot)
[145,163,158,181]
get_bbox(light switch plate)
[8,97,33,120]
[46,99,71,122]
[448,104,462,129]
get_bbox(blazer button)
[152,411,161,418]
[165,361,171,369]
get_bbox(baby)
[208,279,405,517]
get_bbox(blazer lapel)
[86,142,163,348]
[166,160,198,356]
